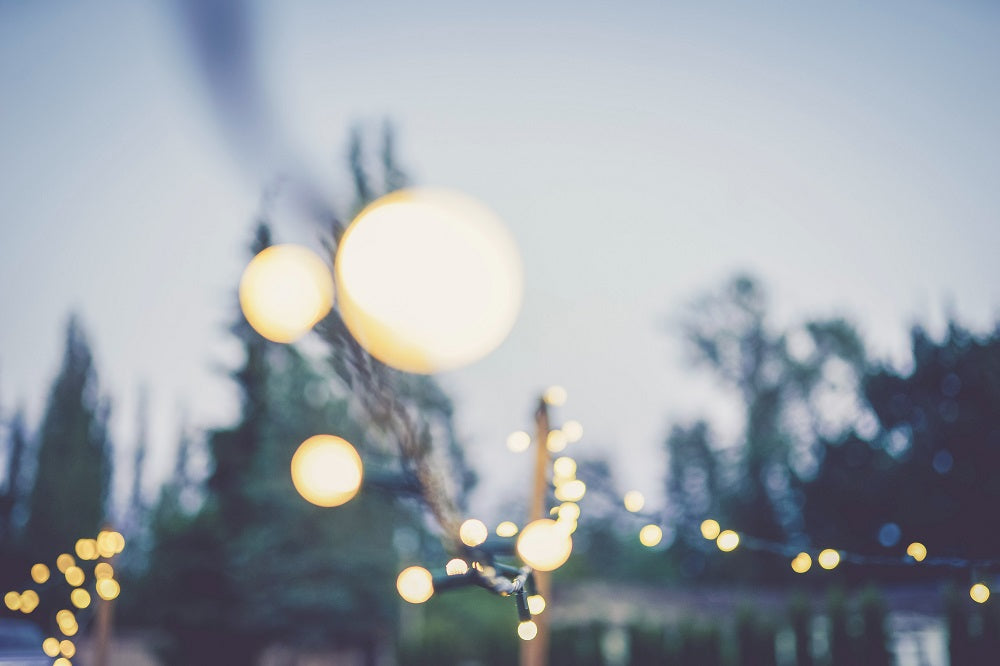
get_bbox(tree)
[23,315,112,557]
[0,408,29,544]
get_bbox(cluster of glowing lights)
[4,590,39,613]
[335,188,523,374]
[496,521,519,538]
[971,583,991,604]
[42,637,75,659]
[907,541,928,562]
[516,519,573,572]
[623,490,645,513]
[639,525,663,548]
[239,244,334,344]
[396,566,434,604]
[290,435,363,507]
[791,552,813,574]
[460,519,489,548]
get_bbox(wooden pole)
[520,397,551,666]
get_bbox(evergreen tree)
[0,408,28,544]
[23,315,112,556]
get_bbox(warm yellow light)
[496,521,519,538]
[396,566,434,604]
[290,435,363,507]
[971,583,991,604]
[95,531,125,557]
[109,531,125,554]
[42,637,60,657]
[56,610,75,629]
[30,563,50,584]
[70,589,91,609]
[460,519,489,547]
[54,658,70,666]
[336,188,522,374]
[527,594,546,615]
[639,525,663,547]
[65,566,84,587]
[75,539,98,560]
[546,430,568,453]
[717,530,740,552]
[18,590,39,613]
[3,592,19,611]
[96,578,120,601]
[56,554,75,573]
[791,552,812,574]
[552,456,577,479]
[94,563,114,580]
[518,620,539,641]
[623,491,645,513]
[239,244,334,344]
[818,549,841,570]
[516,519,573,572]
[562,420,583,442]
[445,559,469,576]
[506,431,531,453]
[700,519,721,540]
[907,542,927,562]
[60,624,77,637]
[557,502,580,522]
[59,640,75,658]
[543,386,567,406]
[554,479,586,503]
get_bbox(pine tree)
[23,315,112,556]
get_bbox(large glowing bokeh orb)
[239,244,334,343]
[516,519,573,572]
[290,435,363,507]
[335,188,523,374]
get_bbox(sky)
[1,0,998,519]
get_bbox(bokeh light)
[64,566,84,587]
[506,431,531,453]
[290,435,363,507]
[336,188,522,374]
[562,420,583,442]
[496,521,519,538]
[639,524,663,547]
[396,566,434,604]
[518,620,538,641]
[700,519,721,540]
[716,530,740,552]
[818,549,841,570]
[791,552,812,574]
[459,519,489,547]
[552,456,577,479]
[445,559,469,576]
[971,583,991,604]
[54,659,70,666]
[94,563,114,580]
[527,594,546,615]
[56,554,75,574]
[557,502,580,523]
[42,637,60,657]
[70,589,91,609]
[546,430,568,453]
[239,244,334,344]
[3,592,19,611]
[554,479,586,503]
[543,386,568,406]
[517,519,573,571]
[96,578,120,601]
[907,542,927,562]
[74,539,98,561]
[623,490,645,513]
[59,640,75,658]
[18,590,39,613]
[30,563,50,584]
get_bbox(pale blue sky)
[1,1,998,516]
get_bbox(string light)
[791,552,812,574]
[971,583,991,604]
[700,519,721,540]
[30,564,49,584]
[527,594,546,615]
[717,530,740,552]
[639,525,663,547]
[623,490,645,513]
[907,542,928,562]
[562,420,583,442]
[518,620,539,641]
[460,519,489,548]
[818,549,841,570]
[506,431,531,453]
[396,566,434,604]
[496,521,519,538]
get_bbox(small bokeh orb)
[290,435,363,507]
[30,564,50,584]
[527,594,546,615]
[396,566,434,604]
[971,583,991,604]
[716,530,740,552]
[906,542,928,562]
[239,244,334,344]
[336,188,522,374]
[639,524,663,547]
[700,519,721,540]
[791,552,812,574]
[459,519,489,548]
[516,519,573,572]
[818,549,841,570]
[623,490,645,513]
[518,620,538,641]
[496,521,519,538]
